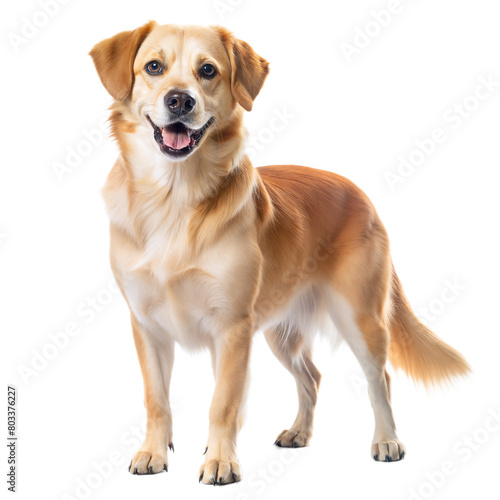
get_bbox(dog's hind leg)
[333,300,405,461]
[264,325,321,447]
[327,246,406,461]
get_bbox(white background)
[2,0,500,499]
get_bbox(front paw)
[199,457,241,485]
[129,444,171,475]
[372,439,406,462]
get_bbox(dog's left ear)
[216,27,270,112]
[90,21,156,101]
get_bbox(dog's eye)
[146,60,163,75]
[200,63,216,79]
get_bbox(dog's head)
[90,22,269,162]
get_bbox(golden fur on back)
[90,22,470,484]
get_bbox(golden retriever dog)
[90,22,470,485]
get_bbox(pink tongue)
[162,128,191,150]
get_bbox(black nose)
[164,90,196,116]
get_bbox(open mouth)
[147,116,214,158]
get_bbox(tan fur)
[89,21,156,100]
[388,268,470,385]
[90,22,470,483]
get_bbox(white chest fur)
[104,173,253,350]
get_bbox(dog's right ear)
[90,21,156,101]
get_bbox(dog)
[90,22,470,485]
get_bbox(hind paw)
[274,429,311,448]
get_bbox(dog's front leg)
[199,315,253,485]
[129,313,174,475]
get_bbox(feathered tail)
[387,267,471,385]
